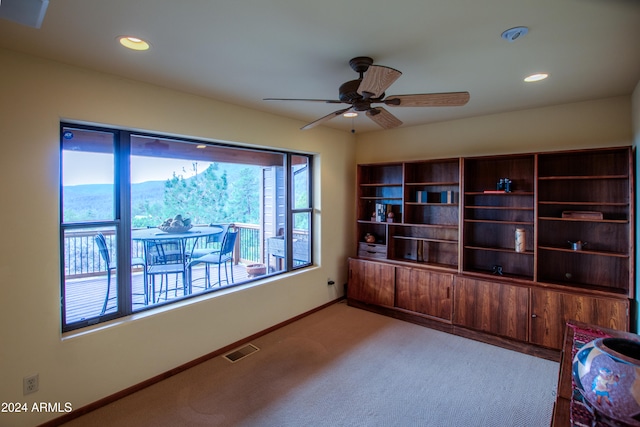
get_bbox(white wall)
[0,48,355,427]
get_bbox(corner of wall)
[632,80,640,333]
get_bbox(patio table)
[131,225,225,298]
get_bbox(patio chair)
[189,223,230,259]
[145,239,188,303]
[188,226,238,289]
[95,233,147,314]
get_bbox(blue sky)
[62,151,211,186]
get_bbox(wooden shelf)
[538,246,629,258]
[405,181,459,186]
[406,202,457,206]
[465,191,534,196]
[466,206,532,210]
[538,216,628,224]
[351,147,632,359]
[465,219,534,225]
[538,201,628,206]
[360,183,403,187]
[538,174,628,180]
[394,235,457,244]
[464,245,533,255]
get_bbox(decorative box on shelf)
[561,211,603,220]
[358,243,387,259]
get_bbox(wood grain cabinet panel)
[529,288,629,350]
[347,258,395,307]
[395,268,453,321]
[453,277,529,341]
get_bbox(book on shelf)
[440,191,455,204]
[375,203,386,222]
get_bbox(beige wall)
[0,48,355,427]
[354,96,632,163]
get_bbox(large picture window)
[60,123,313,331]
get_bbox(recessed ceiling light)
[118,36,150,51]
[524,73,549,82]
[501,26,529,42]
[343,112,358,118]
[196,144,207,149]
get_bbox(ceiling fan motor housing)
[338,80,362,103]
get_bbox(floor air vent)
[223,344,259,363]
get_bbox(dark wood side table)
[551,320,639,427]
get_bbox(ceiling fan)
[264,56,470,130]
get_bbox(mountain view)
[62,163,261,227]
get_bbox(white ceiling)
[0,0,639,133]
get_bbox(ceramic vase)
[572,337,640,426]
[515,228,525,253]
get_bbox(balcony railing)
[63,223,262,278]
[63,224,308,278]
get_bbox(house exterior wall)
[0,48,355,427]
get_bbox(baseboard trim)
[39,297,344,427]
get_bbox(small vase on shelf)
[515,228,525,253]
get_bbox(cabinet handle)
[531,314,537,318]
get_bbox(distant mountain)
[62,163,261,222]
[63,181,166,221]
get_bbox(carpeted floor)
[62,301,559,426]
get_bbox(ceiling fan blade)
[264,98,343,104]
[358,65,402,99]
[301,107,352,130]
[366,107,403,129]
[384,92,470,107]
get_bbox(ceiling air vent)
[223,344,260,363]
[0,0,49,28]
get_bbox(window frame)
[60,122,314,332]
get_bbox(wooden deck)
[64,263,254,324]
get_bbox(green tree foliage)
[66,162,263,228]
[227,167,260,224]
[131,162,260,228]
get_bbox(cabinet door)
[530,288,629,350]
[453,277,528,341]
[347,258,395,307]
[396,268,452,321]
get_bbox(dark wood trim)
[348,298,560,362]
[39,297,344,427]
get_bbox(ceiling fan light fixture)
[343,111,358,118]
[524,73,549,82]
[118,36,150,51]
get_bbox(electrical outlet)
[23,374,39,395]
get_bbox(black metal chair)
[189,223,230,259]
[188,227,238,289]
[95,233,147,314]
[144,239,188,303]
